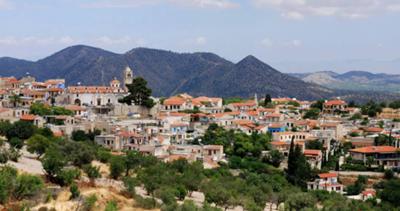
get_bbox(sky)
[1,0,400,73]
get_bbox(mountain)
[292,70,400,93]
[0,45,397,101]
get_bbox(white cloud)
[261,38,273,47]
[0,36,60,46]
[195,36,207,45]
[83,0,239,9]
[59,36,75,44]
[252,0,400,20]
[94,36,146,46]
[170,0,239,9]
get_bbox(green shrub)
[97,149,111,163]
[134,195,158,209]
[14,174,44,200]
[69,183,80,199]
[57,168,81,186]
[83,194,97,211]
[83,164,101,179]
[105,200,118,211]
[109,156,125,179]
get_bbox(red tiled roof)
[318,173,338,178]
[363,127,384,133]
[230,100,256,107]
[324,100,346,106]
[20,114,37,121]
[164,96,186,106]
[304,149,322,156]
[349,146,397,154]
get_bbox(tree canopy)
[119,77,155,108]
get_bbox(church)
[65,66,134,107]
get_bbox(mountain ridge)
[291,70,400,93]
[0,45,398,101]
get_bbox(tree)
[303,108,320,120]
[263,94,272,107]
[380,179,400,207]
[71,130,89,142]
[41,147,66,179]
[0,121,12,137]
[119,77,155,108]
[347,176,367,195]
[311,100,325,111]
[26,134,52,158]
[109,156,126,179]
[6,121,35,141]
[13,174,44,200]
[124,151,143,176]
[0,166,17,203]
[83,164,101,180]
[285,193,316,210]
[306,140,323,150]
[8,137,23,149]
[265,150,284,168]
[384,169,394,180]
[286,137,312,188]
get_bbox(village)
[0,67,400,210]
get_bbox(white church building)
[65,67,134,107]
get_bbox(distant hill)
[292,70,400,93]
[0,45,398,102]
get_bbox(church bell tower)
[124,66,134,87]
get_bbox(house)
[163,96,190,111]
[20,114,44,127]
[307,173,344,194]
[268,123,286,133]
[362,189,376,201]
[95,134,121,150]
[191,96,223,114]
[226,100,257,111]
[304,149,322,170]
[319,122,345,141]
[271,141,305,156]
[323,99,347,114]
[264,113,283,123]
[349,146,400,169]
[273,132,313,142]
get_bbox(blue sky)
[1,0,400,73]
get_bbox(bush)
[158,188,176,205]
[123,177,137,197]
[9,137,23,149]
[83,164,101,179]
[109,156,126,179]
[57,168,81,186]
[105,200,118,211]
[134,195,158,209]
[384,169,394,180]
[97,149,112,163]
[8,148,21,162]
[0,166,18,203]
[69,183,80,199]
[0,149,9,164]
[83,194,97,211]
[14,174,44,200]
